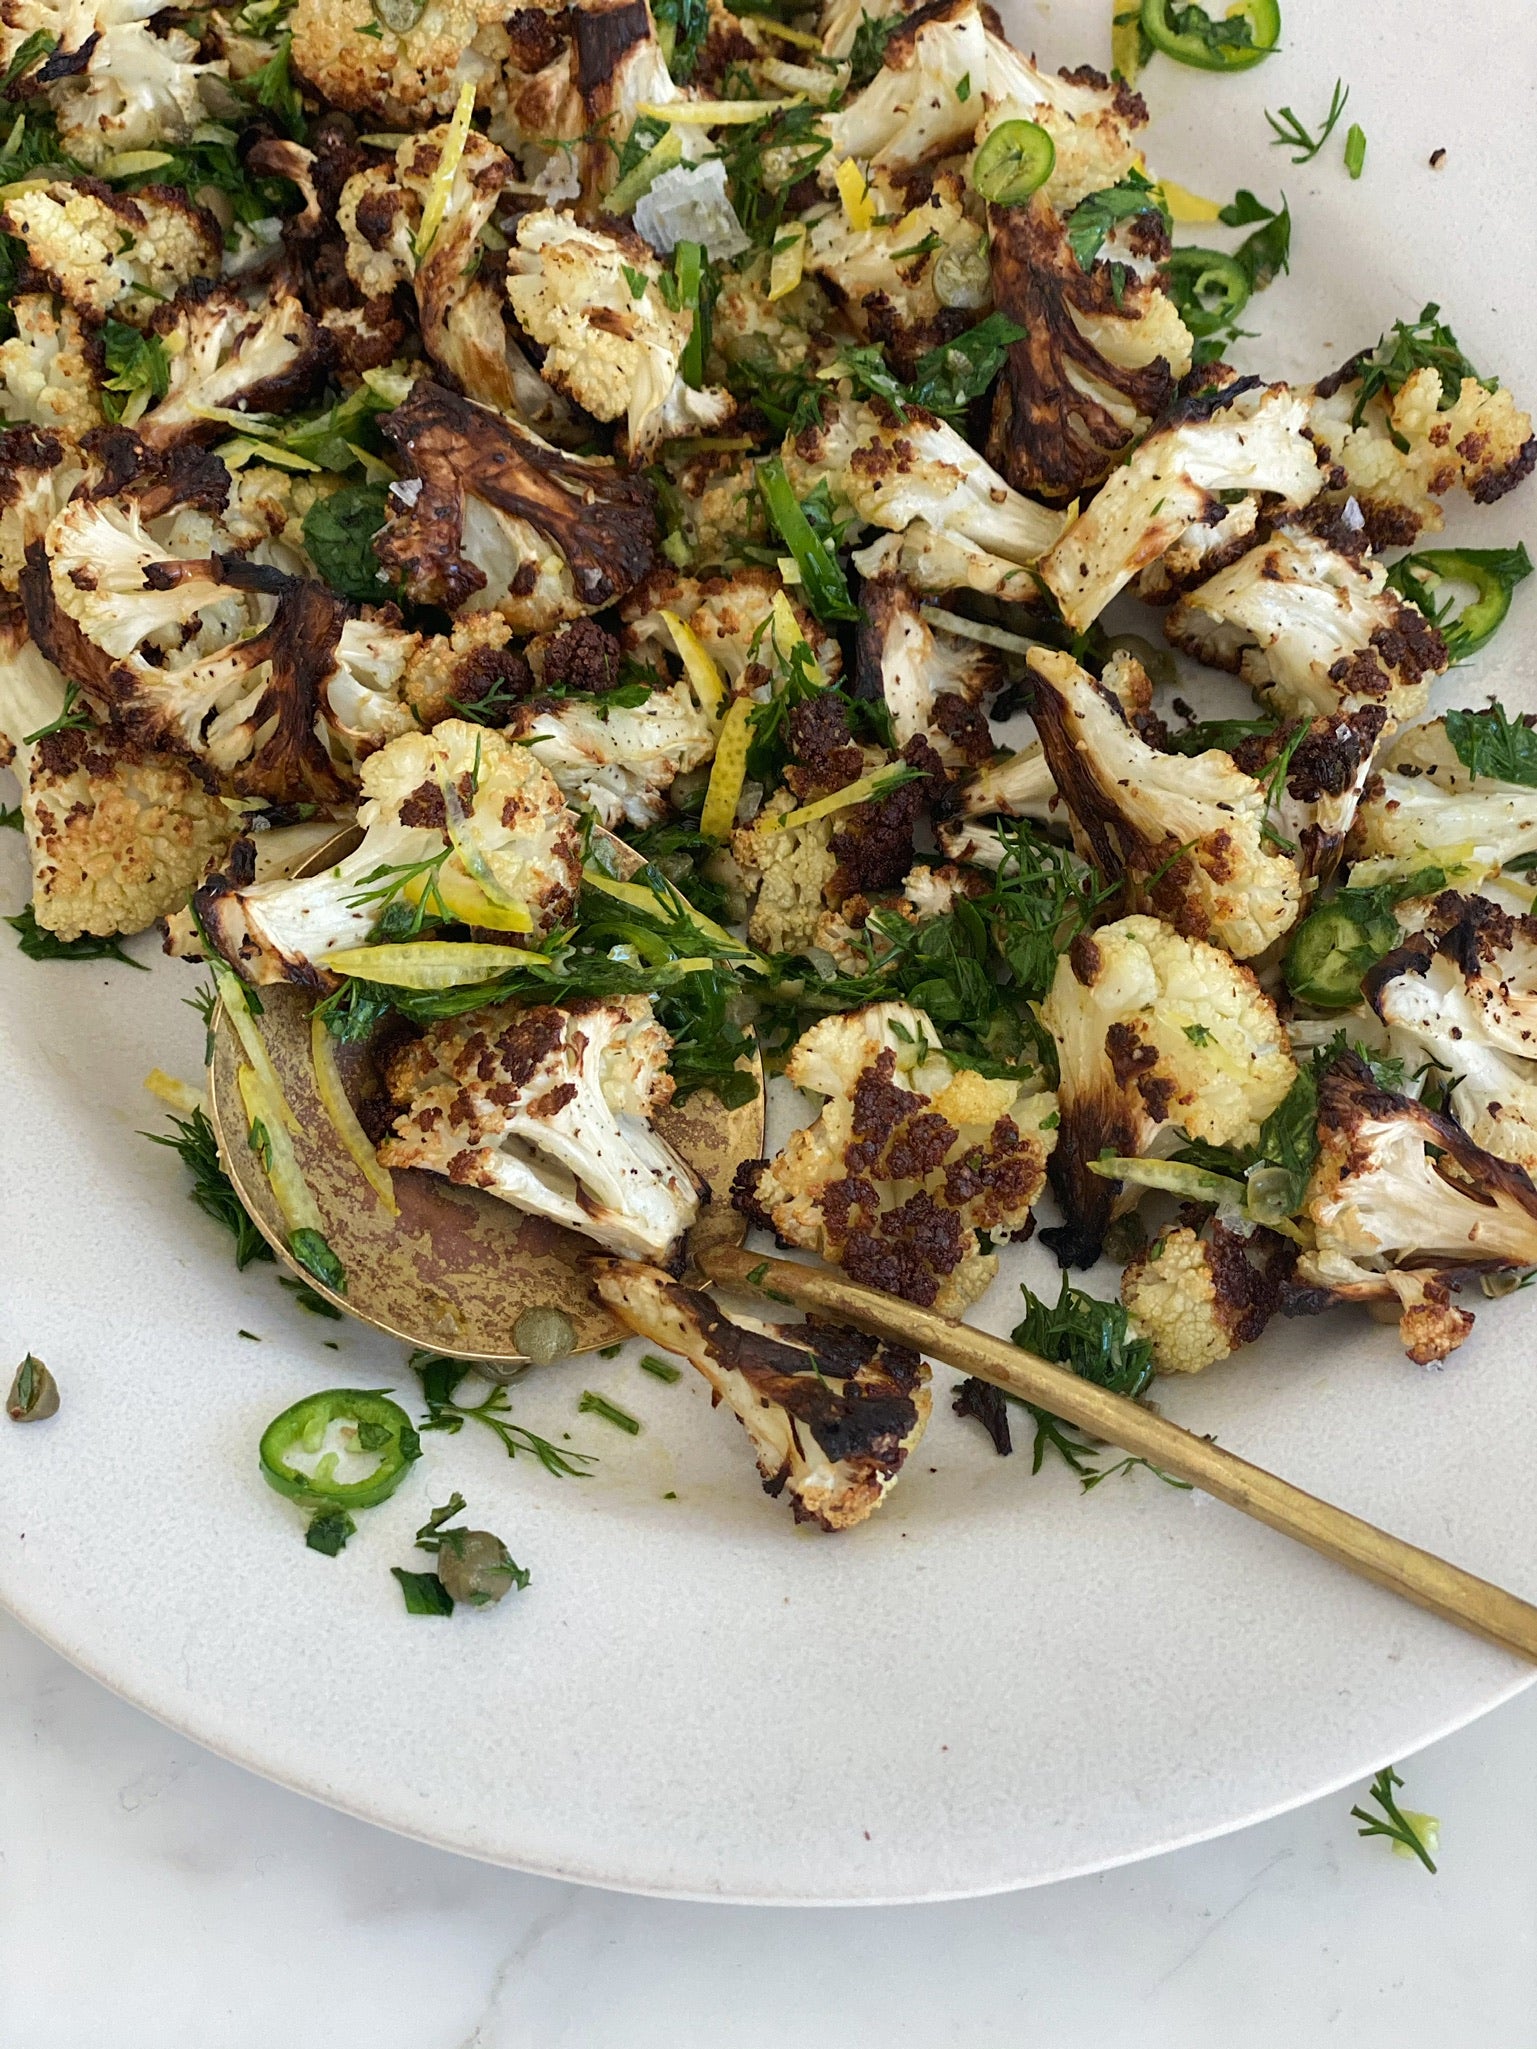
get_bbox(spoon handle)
[700,1244,1537,1665]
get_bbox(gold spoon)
[205,828,764,1366]
[699,1244,1537,1663]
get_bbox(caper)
[436,1528,522,1606]
[370,0,425,30]
[7,1354,58,1423]
[933,234,992,310]
[514,1305,576,1367]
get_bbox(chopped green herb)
[1184,1022,1214,1046]
[144,1106,273,1270]
[579,1390,642,1434]
[1444,702,1537,787]
[0,803,21,831]
[598,1342,624,1358]
[1344,121,1366,178]
[301,482,391,603]
[639,1353,682,1382]
[278,1273,345,1319]
[391,1567,454,1614]
[238,1330,261,1341]
[1266,79,1349,164]
[1064,168,1169,272]
[305,1508,356,1555]
[847,9,900,88]
[411,1350,597,1475]
[1351,1766,1438,1872]
[955,70,971,100]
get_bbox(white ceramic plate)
[3,0,1535,1905]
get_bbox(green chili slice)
[1163,245,1251,338]
[1140,0,1280,71]
[259,1388,422,1510]
[1386,545,1534,662]
[757,455,860,621]
[971,119,1055,205]
[1284,866,1445,1009]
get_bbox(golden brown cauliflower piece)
[734,1000,1058,1313]
[0,295,103,436]
[289,0,514,126]
[731,791,839,954]
[590,1261,933,1530]
[1121,1221,1288,1375]
[0,181,220,327]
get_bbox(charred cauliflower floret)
[734,999,1058,1312]
[505,211,734,456]
[952,740,1062,828]
[0,180,220,327]
[1347,717,1537,886]
[1232,704,1389,889]
[379,996,701,1264]
[623,568,841,687]
[853,575,997,767]
[818,0,986,185]
[0,625,237,939]
[804,168,985,374]
[1027,646,1300,958]
[28,494,388,801]
[1364,902,1537,1178]
[336,127,552,418]
[1166,523,1449,724]
[289,0,512,127]
[792,394,1067,599]
[505,680,717,829]
[0,424,85,594]
[136,282,327,449]
[1122,1219,1289,1375]
[589,1262,932,1529]
[195,717,582,984]
[374,381,659,631]
[1307,313,1536,547]
[50,23,227,167]
[1040,379,1322,630]
[985,194,1192,504]
[979,38,1145,212]
[1039,915,1295,1264]
[1294,1048,1537,1363]
[0,295,103,435]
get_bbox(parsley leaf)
[1444,703,1537,787]
[1064,169,1169,273]
[301,482,392,602]
[7,905,144,968]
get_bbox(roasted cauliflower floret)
[30,495,371,801]
[379,996,701,1264]
[734,999,1058,1312]
[1364,905,1537,1177]
[51,23,227,167]
[1027,645,1301,959]
[1121,1219,1288,1375]
[1039,914,1296,1264]
[137,282,327,449]
[804,169,985,371]
[1232,704,1389,889]
[1348,716,1537,886]
[979,38,1145,212]
[1166,524,1449,724]
[1040,380,1322,630]
[792,395,1068,596]
[818,0,986,185]
[0,626,238,939]
[0,295,103,435]
[0,424,85,594]
[374,381,659,631]
[952,740,1062,827]
[0,181,220,327]
[623,569,840,688]
[195,718,582,983]
[985,194,1192,504]
[1295,1048,1537,1363]
[852,575,997,767]
[505,679,717,829]
[505,210,733,456]
[289,0,512,127]
[1307,312,1536,547]
[590,1262,932,1529]
[336,127,552,418]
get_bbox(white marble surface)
[2,1612,1532,2046]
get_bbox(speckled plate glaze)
[2,0,1535,1904]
